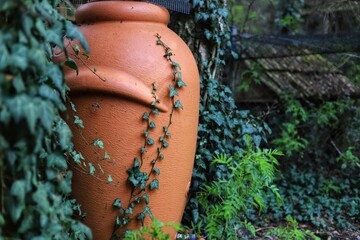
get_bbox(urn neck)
[75,1,170,25]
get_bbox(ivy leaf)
[74,116,84,128]
[73,44,81,54]
[70,101,77,112]
[149,121,156,129]
[108,174,113,183]
[113,198,122,208]
[125,208,133,215]
[177,79,187,88]
[93,139,104,149]
[8,201,23,223]
[147,138,155,145]
[142,112,149,120]
[71,151,84,165]
[162,141,169,148]
[176,72,187,88]
[172,61,181,69]
[47,153,67,169]
[10,180,26,203]
[169,85,179,97]
[136,212,145,224]
[152,108,159,115]
[149,179,159,190]
[32,188,50,212]
[144,130,149,137]
[104,152,110,159]
[153,168,160,175]
[47,64,64,92]
[82,52,90,59]
[65,21,89,52]
[88,163,95,175]
[142,193,150,204]
[115,216,121,227]
[174,100,183,110]
[64,58,78,75]
[164,52,173,57]
[143,206,153,218]
[141,147,146,154]
[133,158,140,168]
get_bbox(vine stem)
[67,40,107,82]
[147,103,175,178]
[112,34,185,236]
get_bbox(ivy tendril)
[111,34,186,238]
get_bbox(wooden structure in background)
[226,45,360,103]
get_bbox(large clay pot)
[55,1,199,239]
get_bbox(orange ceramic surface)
[55,1,199,239]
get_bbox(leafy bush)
[0,0,90,238]
[195,141,283,239]
[260,164,359,231]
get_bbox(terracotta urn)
[54,1,199,239]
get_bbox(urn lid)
[74,0,190,14]
[76,1,170,24]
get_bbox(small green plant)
[336,147,360,169]
[271,94,308,157]
[196,139,283,239]
[124,218,182,240]
[237,61,264,92]
[266,216,320,240]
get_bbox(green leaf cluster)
[112,36,186,238]
[266,216,320,240]
[124,217,182,240]
[0,0,90,238]
[174,0,272,227]
[196,144,283,239]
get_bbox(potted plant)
[54,1,199,239]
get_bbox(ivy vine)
[111,34,186,239]
[0,0,91,239]
[172,0,271,229]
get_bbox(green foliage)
[112,34,186,238]
[260,165,359,231]
[266,216,320,240]
[0,0,90,238]
[274,0,304,34]
[123,218,182,240]
[336,147,360,169]
[263,92,360,233]
[237,61,264,92]
[195,143,283,239]
[271,94,308,157]
[345,60,360,87]
[175,0,271,228]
